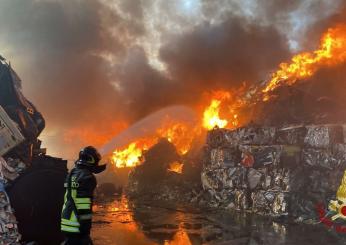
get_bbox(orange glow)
[112,139,154,168]
[64,121,127,147]
[112,122,199,168]
[164,229,192,245]
[203,99,228,130]
[263,24,346,93]
[157,122,199,155]
[202,91,231,130]
[111,25,346,169]
[168,162,184,174]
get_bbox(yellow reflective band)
[61,225,80,233]
[79,214,92,220]
[75,197,91,204]
[76,203,91,210]
[61,218,80,227]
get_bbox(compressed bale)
[251,191,288,216]
[272,192,288,215]
[234,189,249,210]
[332,143,346,162]
[210,147,241,168]
[203,125,346,220]
[247,168,263,190]
[280,145,301,168]
[228,167,248,189]
[224,127,276,146]
[268,168,291,192]
[276,125,306,145]
[304,125,343,148]
[206,128,229,148]
[201,170,218,191]
[239,145,282,168]
[0,182,20,245]
[301,148,339,170]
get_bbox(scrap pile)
[126,139,203,204]
[0,103,26,244]
[0,57,67,244]
[201,125,346,221]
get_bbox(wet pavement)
[92,196,346,245]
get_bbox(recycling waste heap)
[202,125,346,221]
[0,56,67,245]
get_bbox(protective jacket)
[61,165,96,235]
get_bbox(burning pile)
[121,21,346,222]
[110,23,346,173]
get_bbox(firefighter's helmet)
[76,146,106,174]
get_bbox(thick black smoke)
[0,0,344,158]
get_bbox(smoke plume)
[0,0,345,159]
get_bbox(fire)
[157,122,199,155]
[168,162,184,174]
[203,99,228,130]
[263,24,346,93]
[112,122,198,168]
[112,142,143,168]
[112,139,153,168]
[111,24,346,169]
[202,91,231,130]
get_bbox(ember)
[168,162,184,174]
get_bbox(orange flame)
[112,139,154,168]
[112,122,199,168]
[111,24,346,169]
[203,99,228,130]
[263,24,346,94]
[202,91,231,130]
[168,161,184,174]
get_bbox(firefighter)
[61,146,106,245]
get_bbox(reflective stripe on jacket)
[61,165,96,234]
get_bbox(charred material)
[127,139,202,203]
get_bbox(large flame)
[202,91,231,130]
[263,24,346,94]
[112,139,153,168]
[111,24,346,169]
[112,121,198,168]
[203,99,228,130]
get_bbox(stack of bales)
[202,125,346,220]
